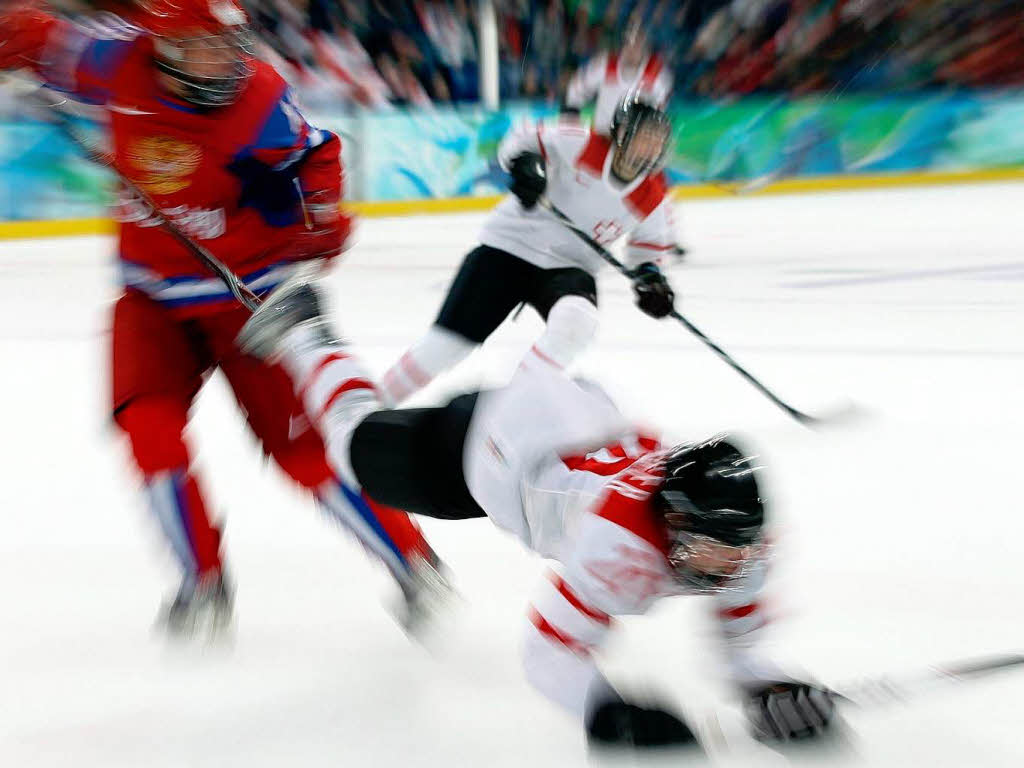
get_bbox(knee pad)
[114,397,190,473]
[535,295,599,368]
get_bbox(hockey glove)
[744,681,836,742]
[586,699,698,748]
[631,262,675,318]
[297,189,353,261]
[508,152,546,210]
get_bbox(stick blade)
[793,399,872,430]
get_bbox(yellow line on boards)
[1,168,1022,240]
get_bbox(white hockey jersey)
[479,120,678,274]
[463,362,776,720]
[565,51,673,134]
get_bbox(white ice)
[1,183,1022,767]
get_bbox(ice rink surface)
[2,183,1022,767]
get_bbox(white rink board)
[1,183,1022,767]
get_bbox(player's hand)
[744,680,836,742]
[508,152,546,210]
[631,262,675,318]
[297,189,352,260]
[587,698,698,748]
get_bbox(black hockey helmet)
[656,436,766,591]
[609,92,671,183]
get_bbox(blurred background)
[1,0,1023,214]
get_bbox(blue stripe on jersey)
[75,38,134,102]
[247,88,311,157]
[336,482,407,567]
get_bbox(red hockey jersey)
[15,12,343,314]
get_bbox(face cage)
[612,116,670,182]
[666,531,759,595]
[154,29,256,108]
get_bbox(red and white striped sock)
[379,325,476,406]
[278,327,380,485]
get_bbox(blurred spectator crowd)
[43,0,1024,109]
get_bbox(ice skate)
[237,264,337,361]
[395,552,459,645]
[158,570,234,642]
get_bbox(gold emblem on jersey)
[127,136,202,195]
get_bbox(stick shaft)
[538,197,820,425]
[833,653,1024,707]
[29,87,263,312]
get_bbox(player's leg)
[111,291,231,636]
[209,308,447,630]
[239,278,488,525]
[379,245,536,405]
[522,267,599,370]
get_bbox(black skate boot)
[159,570,234,641]
[237,265,337,361]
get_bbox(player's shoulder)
[73,12,144,41]
[567,127,613,176]
[579,49,609,71]
[624,170,670,218]
[536,116,592,158]
[243,60,290,105]
[592,451,668,552]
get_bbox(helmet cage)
[610,98,671,182]
[153,26,255,108]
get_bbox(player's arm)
[710,552,838,741]
[563,54,605,114]
[522,483,696,747]
[523,555,694,747]
[230,86,351,259]
[0,7,135,104]
[626,193,678,319]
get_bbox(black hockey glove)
[631,262,675,319]
[586,699,698,748]
[744,681,836,742]
[507,151,547,210]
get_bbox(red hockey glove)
[0,7,57,71]
[296,189,353,261]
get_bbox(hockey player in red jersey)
[0,0,445,636]
[379,92,679,405]
[236,276,840,748]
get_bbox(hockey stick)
[700,652,1024,756]
[538,197,856,427]
[830,652,1024,708]
[13,79,263,312]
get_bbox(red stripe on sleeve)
[719,603,759,620]
[547,573,612,625]
[536,126,548,163]
[575,132,612,177]
[528,607,591,655]
[625,172,669,218]
[629,241,673,252]
[605,53,618,82]
[640,54,663,91]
